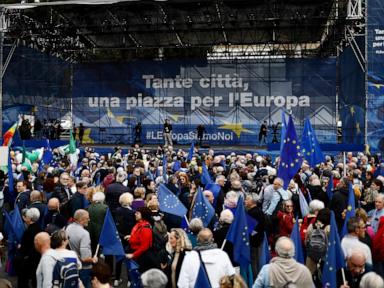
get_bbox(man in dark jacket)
[105,171,130,219]
[52,172,73,219]
[245,193,265,277]
[69,181,88,217]
[329,177,350,232]
[15,180,31,211]
[52,172,72,205]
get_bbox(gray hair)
[275,236,295,259]
[25,207,40,222]
[92,192,105,203]
[219,209,234,224]
[246,193,260,204]
[189,218,204,234]
[375,194,384,202]
[309,199,325,213]
[359,272,384,288]
[141,268,168,288]
[215,175,226,183]
[116,171,127,183]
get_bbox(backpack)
[150,220,168,251]
[52,258,79,288]
[306,226,328,263]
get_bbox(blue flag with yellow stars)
[158,184,188,217]
[290,217,304,264]
[192,187,215,227]
[225,195,251,266]
[201,161,213,186]
[98,208,125,258]
[162,154,168,183]
[322,211,345,288]
[301,118,325,167]
[278,115,303,189]
[187,142,195,162]
[340,183,356,238]
[259,232,270,269]
[280,110,287,153]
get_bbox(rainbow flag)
[2,122,18,147]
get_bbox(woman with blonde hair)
[166,228,192,288]
[219,274,247,288]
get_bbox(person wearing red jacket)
[126,207,156,272]
[277,200,295,237]
[372,217,384,278]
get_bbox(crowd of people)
[2,142,384,288]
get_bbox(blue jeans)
[79,269,92,288]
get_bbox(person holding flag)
[177,228,235,288]
[126,207,160,273]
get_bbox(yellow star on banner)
[107,108,135,124]
[373,83,384,89]
[218,122,255,138]
[168,114,183,122]
[82,128,94,144]
[350,106,355,116]
[356,122,361,135]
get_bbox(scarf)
[269,257,312,287]
[194,242,218,252]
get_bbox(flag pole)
[341,268,347,285]
[93,244,100,258]
[221,239,227,250]
[184,215,190,227]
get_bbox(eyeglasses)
[286,205,293,208]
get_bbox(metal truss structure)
[0,0,364,63]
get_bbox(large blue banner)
[73,59,337,145]
[368,0,384,151]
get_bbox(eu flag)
[5,208,25,243]
[340,183,356,238]
[187,142,195,162]
[192,188,215,227]
[326,174,334,200]
[259,232,270,269]
[290,217,304,264]
[194,259,212,288]
[278,115,303,189]
[125,259,143,288]
[301,118,325,167]
[225,195,250,266]
[205,183,221,207]
[41,139,53,167]
[299,189,310,217]
[322,211,345,288]
[201,161,213,186]
[98,209,125,257]
[158,184,187,217]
